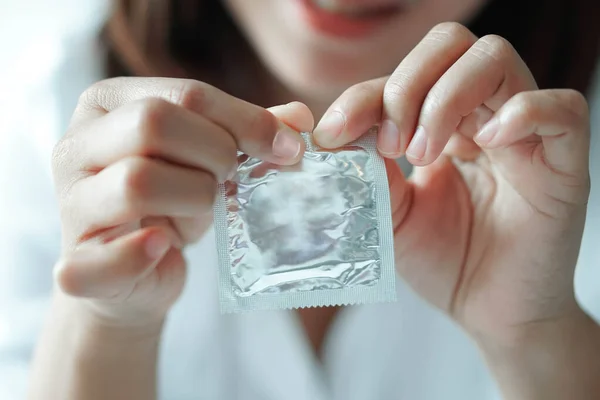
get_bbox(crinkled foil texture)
[227,145,380,296]
[215,132,396,312]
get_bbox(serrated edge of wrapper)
[213,128,397,313]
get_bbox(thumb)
[268,102,315,133]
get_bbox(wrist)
[477,307,600,399]
[54,291,165,347]
[53,291,164,382]
[28,290,164,400]
[477,306,598,358]
[55,288,166,330]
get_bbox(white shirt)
[1,2,599,399]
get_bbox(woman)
[1,0,599,398]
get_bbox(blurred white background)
[0,1,598,398]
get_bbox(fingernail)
[145,233,170,259]
[378,119,401,156]
[272,128,302,159]
[314,111,345,146]
[475,118,499,145]
[406,126,428,160]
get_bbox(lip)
[295,0,403,39]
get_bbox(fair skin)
[29,0,600,399]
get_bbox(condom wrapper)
[213,129,396,313]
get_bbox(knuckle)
[134,98,174,154]
[421,86,448,116]
[562,89,589,120]
[510,91,532,106]
[120,157,156,206]
[76,78,122,111]
[77,80,106,110]
[51,135,73,174]
[556,89,590,135]
[507,92,538,122]
[383,77,410,106]
[169,79,213,113]
[475,34,515,62]
[55,259,84,297]
[346,81,375,99]
[51,133,81,199]
[429,22,473,43]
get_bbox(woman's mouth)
[296,0,405,38]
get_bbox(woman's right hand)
[51,77,312,327]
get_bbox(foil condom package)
[214,129,396,313]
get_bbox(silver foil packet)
[214,129,396,313]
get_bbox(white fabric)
[0,2,598,399]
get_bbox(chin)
[274,65,354,101]
[262,45,393,102]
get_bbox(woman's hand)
[51,77,313,327]
[314,22,599,397]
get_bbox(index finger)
[313,22,477,154]
[72,77,306,164]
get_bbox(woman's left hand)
[313,22,594,351]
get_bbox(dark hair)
[106,0,600,102]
